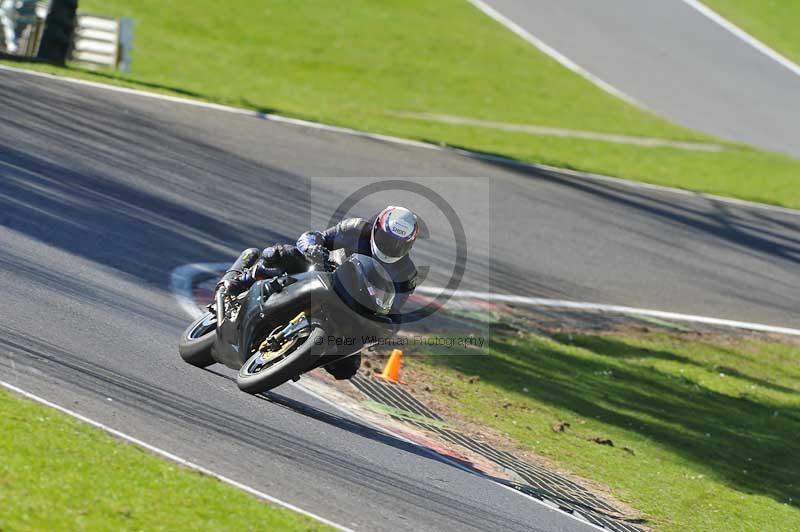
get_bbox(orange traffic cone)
[380,349,404,383]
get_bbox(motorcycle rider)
[218,206,419,380]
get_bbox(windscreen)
[334,254,396,315]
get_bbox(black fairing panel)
[235,273,334,367]
[213,270,393,370]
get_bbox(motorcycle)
[178,251,396,394]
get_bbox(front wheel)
[237,326,327,394]
[178,312,217,368]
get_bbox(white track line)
[0,64,435,152]
[171,262,800,338]
[465,0,642,107]
[396,111,724,151]
[416,287,800,337]
[0,380,354,532]
[2,62,799,218]
[681,0,800,79]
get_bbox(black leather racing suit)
[219,217,417,380]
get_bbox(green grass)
[5,0,800,208]
[0,388,331,531]
[412,332,800,531]
[703,0,800,66]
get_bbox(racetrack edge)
[0,379,354,532]
[2,61,800,218]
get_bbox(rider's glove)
[304,244,330,265]
[218,271,252,296]
[296,231,324,254]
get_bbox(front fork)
[215,288,226,326]
[258,311,311,353]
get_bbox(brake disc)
[258,336,299,366]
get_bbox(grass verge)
[0,387,332,531]
[702,0,800,66]
[4,0,800,208]
[409,332,800,531]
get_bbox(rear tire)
[178,312,217,368]
[237,326,327,394]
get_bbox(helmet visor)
[373,225,415,261]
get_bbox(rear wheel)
[178,312,217,368]
[237,326,327,394]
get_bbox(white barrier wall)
[70,14,133,71]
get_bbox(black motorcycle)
[178,252,396,394]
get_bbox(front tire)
[178,312,217,368]
[237,326,327,394]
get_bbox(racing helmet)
[370,206,419,264]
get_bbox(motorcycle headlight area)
[333,254,396,315]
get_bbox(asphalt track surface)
[479,0,800,157]
[2,69,800,530]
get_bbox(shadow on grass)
[556,334,800,396]
[423,333,800,508]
